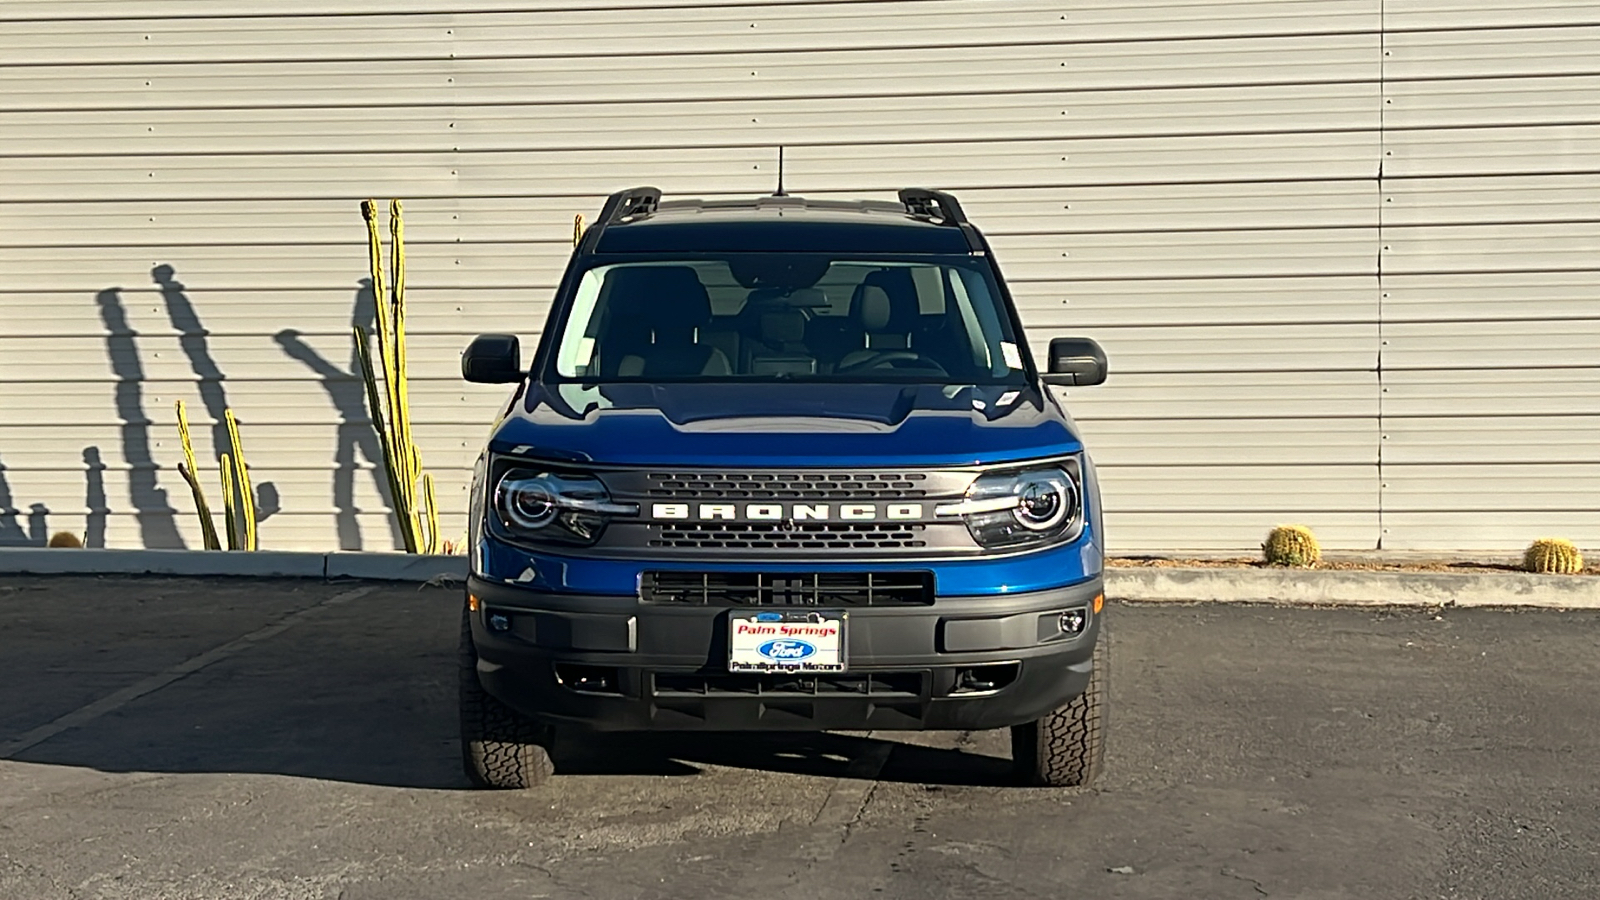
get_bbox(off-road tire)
[1011,630,1107,787]
[459,606,556,788]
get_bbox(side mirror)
[1041,337,1107,387]
[461,333,523,384]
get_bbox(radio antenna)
[773,145,787,197]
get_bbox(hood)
[487,382,1084,468]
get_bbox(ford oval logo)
[757,639,816,661]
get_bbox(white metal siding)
[1379,1,1600,550]
[0,0,1595,553]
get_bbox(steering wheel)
[837,351,949,376]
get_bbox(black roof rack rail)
[573,186,988,255]
[898,188,968,225]
[579,186,661,253]
[900,188,985,252]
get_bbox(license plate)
[728,610,847,673]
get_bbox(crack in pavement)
[809,734,893,831]
[842,779,880,843]
[800,733,894,864]
[1222,866,1269,896]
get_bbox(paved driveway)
[1,575,1596,899]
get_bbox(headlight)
[936,463,1082,549]
[492,467,637,546]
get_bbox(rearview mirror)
[462,333,523,384]
[1041,337,1107,387]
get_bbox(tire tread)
[459,606,555,789]
[1012,630,1108,788]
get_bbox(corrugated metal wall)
[0,0,1595,553]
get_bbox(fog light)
[487,612,511,632]
[956,669,998,692]
[951,663,1020,695]
[556,664,620,694]
[1059,607,1087,636]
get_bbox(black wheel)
[1011,630,1107,787]
[459,605,555,789]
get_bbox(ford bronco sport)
[459,187,1109,788]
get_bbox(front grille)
[651,521,927,551]
[646,471,929,500]
[591,466,979,559]
[640,571,934,607]
[654,672,923,697]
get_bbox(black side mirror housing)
[1041,337,1108,387]
[462,333,523,384]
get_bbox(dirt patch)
[1107,556,1600,576]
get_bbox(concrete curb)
[3,550,1597,608]
[1106,567,1600,609]
[325,551,469,582]
[0,549,469,583]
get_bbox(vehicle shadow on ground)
[554,731,1017,787]
[5,588,1014,790]
[15,718,1015,791]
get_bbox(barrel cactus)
[1262,525,1321,568]
[1523,538,1584,575]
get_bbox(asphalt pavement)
[1,575,1597,899]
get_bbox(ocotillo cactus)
[1262,524,1321,568]
[1524,538,1584,574]
[174,400,222,550]
[357,199,439,554]
[219,452,239,551]
[224,409,257,550]
[175,399,255,550]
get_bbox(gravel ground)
[1108,556,1600,575]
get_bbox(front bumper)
[467,574,1103,732]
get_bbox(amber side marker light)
[468,594,481,612]
[1093,593,1104,614]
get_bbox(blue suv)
[459,187,1109,788]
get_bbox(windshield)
[548,255,1028,385]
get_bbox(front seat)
[607,267,732,378]
[837,271,922,371]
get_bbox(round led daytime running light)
[497,474,560,530]
[1010,470,1075,532]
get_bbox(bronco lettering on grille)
[650,502,925,522]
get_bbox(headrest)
[604,266,711,330]
[849,275,919,334]
[758,308,807,344]
[852,285,893,332]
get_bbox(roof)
[583,188,984,255]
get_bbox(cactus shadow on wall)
[153,265,279,540]
[95,287,186,549]
[153,265,232,484]
[94,269,277,549]
[273,278,404,551]
[0,454,49,547]
[83,446,107,548]
[0,448,107,548]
